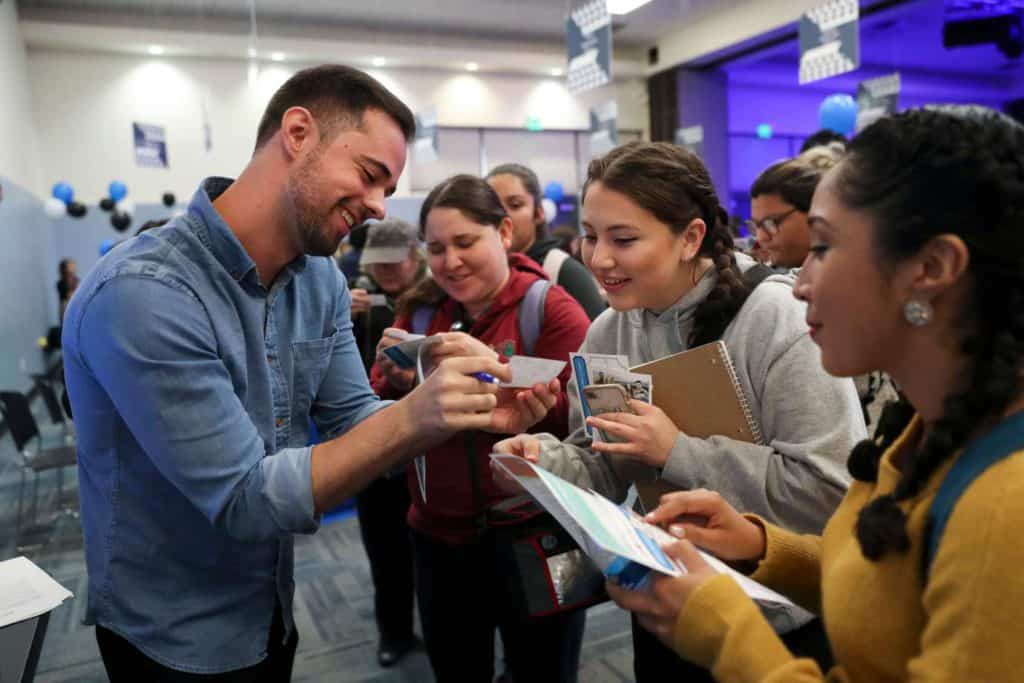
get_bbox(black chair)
[30,374,74,439]
[0,391,78,549]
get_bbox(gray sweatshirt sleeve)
[660,283,863,535]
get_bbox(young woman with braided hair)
[494,141,865,681]
[608,105,1024,682]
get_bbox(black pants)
[96,603,298,682]
[632,613,834,682]
[355,473,416,646]
[411,528,586,683]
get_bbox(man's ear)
[679,218,707,262]
[278,106,318,162]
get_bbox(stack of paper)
[0,556,73,628]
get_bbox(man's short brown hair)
[254,64,415,152]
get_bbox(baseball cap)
[360,219,418,265]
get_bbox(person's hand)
[377,356,415,392]
[350,288,371,317]
[489,458,527,495]
[428,332,498,364]
[485,379,561,434]
[644,489,766,563]
[402,355,512,439]
[586,400,679,467]
[492,433,542,462]
[606,540,718,649]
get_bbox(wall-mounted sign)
[674,125,704,159]
[413,107,439,164]
[855,72,901,132]
[799,0,860,85]
[133,122,168,169]
[566,0,612,94]
[589,101,618,157]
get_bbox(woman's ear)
[902,234,971,303]
[679,218,707,262]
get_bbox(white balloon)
[44,197,66,219]
[115,199,135,216]
[541,197,558,224]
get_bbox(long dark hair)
[839,106,1024,561]
[398,174,510,317]
[486,163,546,238]
[750,145,844,212]
[583,141,750,346]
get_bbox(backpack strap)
[411,306,435,335]
[741,263,776,291]
[542,248,570,284]
[517,279,552,356]
[924,410,1024,580]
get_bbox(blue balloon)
[99,238,118,256]
[108,180,128,202]
[543,181,565,203]
[51,182,74,205]
[818,94,858,135]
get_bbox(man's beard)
[287,158,345,257]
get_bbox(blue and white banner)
[799,0,860,85]
[133,122,168,169]
[674,125,704,159]
[855,72,900,132]
[589,101,618,157]
[413,107,439,164]
[566,0,612,95]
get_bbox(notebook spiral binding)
[716,342,765,446]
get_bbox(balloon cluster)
[542,181,564,224]
[98,180,134,232]
[45,182,87,219]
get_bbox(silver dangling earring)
[903,299,933,327]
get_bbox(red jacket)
[370,253,590,544]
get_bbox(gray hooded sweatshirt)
[534,257,864,536]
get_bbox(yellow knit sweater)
[672,416,1024,682]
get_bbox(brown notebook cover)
[624,341,762,511]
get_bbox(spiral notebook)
[624,341,762,511]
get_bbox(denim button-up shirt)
[62,178,387,673]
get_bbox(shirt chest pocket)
[290,330,339,416]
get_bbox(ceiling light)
[371,57,387,67]
[247,47,258,58]
[550,68,564,76]
[147,45,164,55]
[271,52,285,62]
[466,62,479,72]
[607,0,652,14]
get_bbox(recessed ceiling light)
[550,68,563,76]
[466,62,479,72]
[271,52,285,62]
[147,45,164,55]
[371,57,387,67]
[607,0,652,14]
[247,47,258,58]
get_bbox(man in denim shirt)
[63,65,555,681]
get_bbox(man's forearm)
[309,399,422,513]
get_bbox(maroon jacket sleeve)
[528,284,590,438]
[369,312,413,400]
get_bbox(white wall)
[27,49,648,203]
[0,2,41,190]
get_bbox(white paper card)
[501,356,566,388]
[0,557,73,628]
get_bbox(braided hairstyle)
[583,141,750,345]
[837,106,1024,560]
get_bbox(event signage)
[674,125,704,159]
[133,122,168,169]
[414,107,440,164]
[589,101,618,157]
[566,0,612,94]
[799,0,860,84]
[855,72,901,132]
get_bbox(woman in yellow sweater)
[607,105,1024,682]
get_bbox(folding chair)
[30,374,75,441]
[0,391,78,549]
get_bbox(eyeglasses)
[745,207,799,236]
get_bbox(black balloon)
[99,197,115,212]
[67,201,87,218]
[162,192,176,207]
[111,211,132,232]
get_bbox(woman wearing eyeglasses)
[748,145,844,269]
[370,174,592,683]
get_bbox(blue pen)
[472,371,501,385]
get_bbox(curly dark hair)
[837,106,1024,561]
[583,141,750,345]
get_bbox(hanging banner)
[566,0,612,94]
[133,122,168,169]
[413,107,440,164]
[799,0,860,85]
[855,72,901,132]
[674,125,704,159]
[589,101,618,157]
